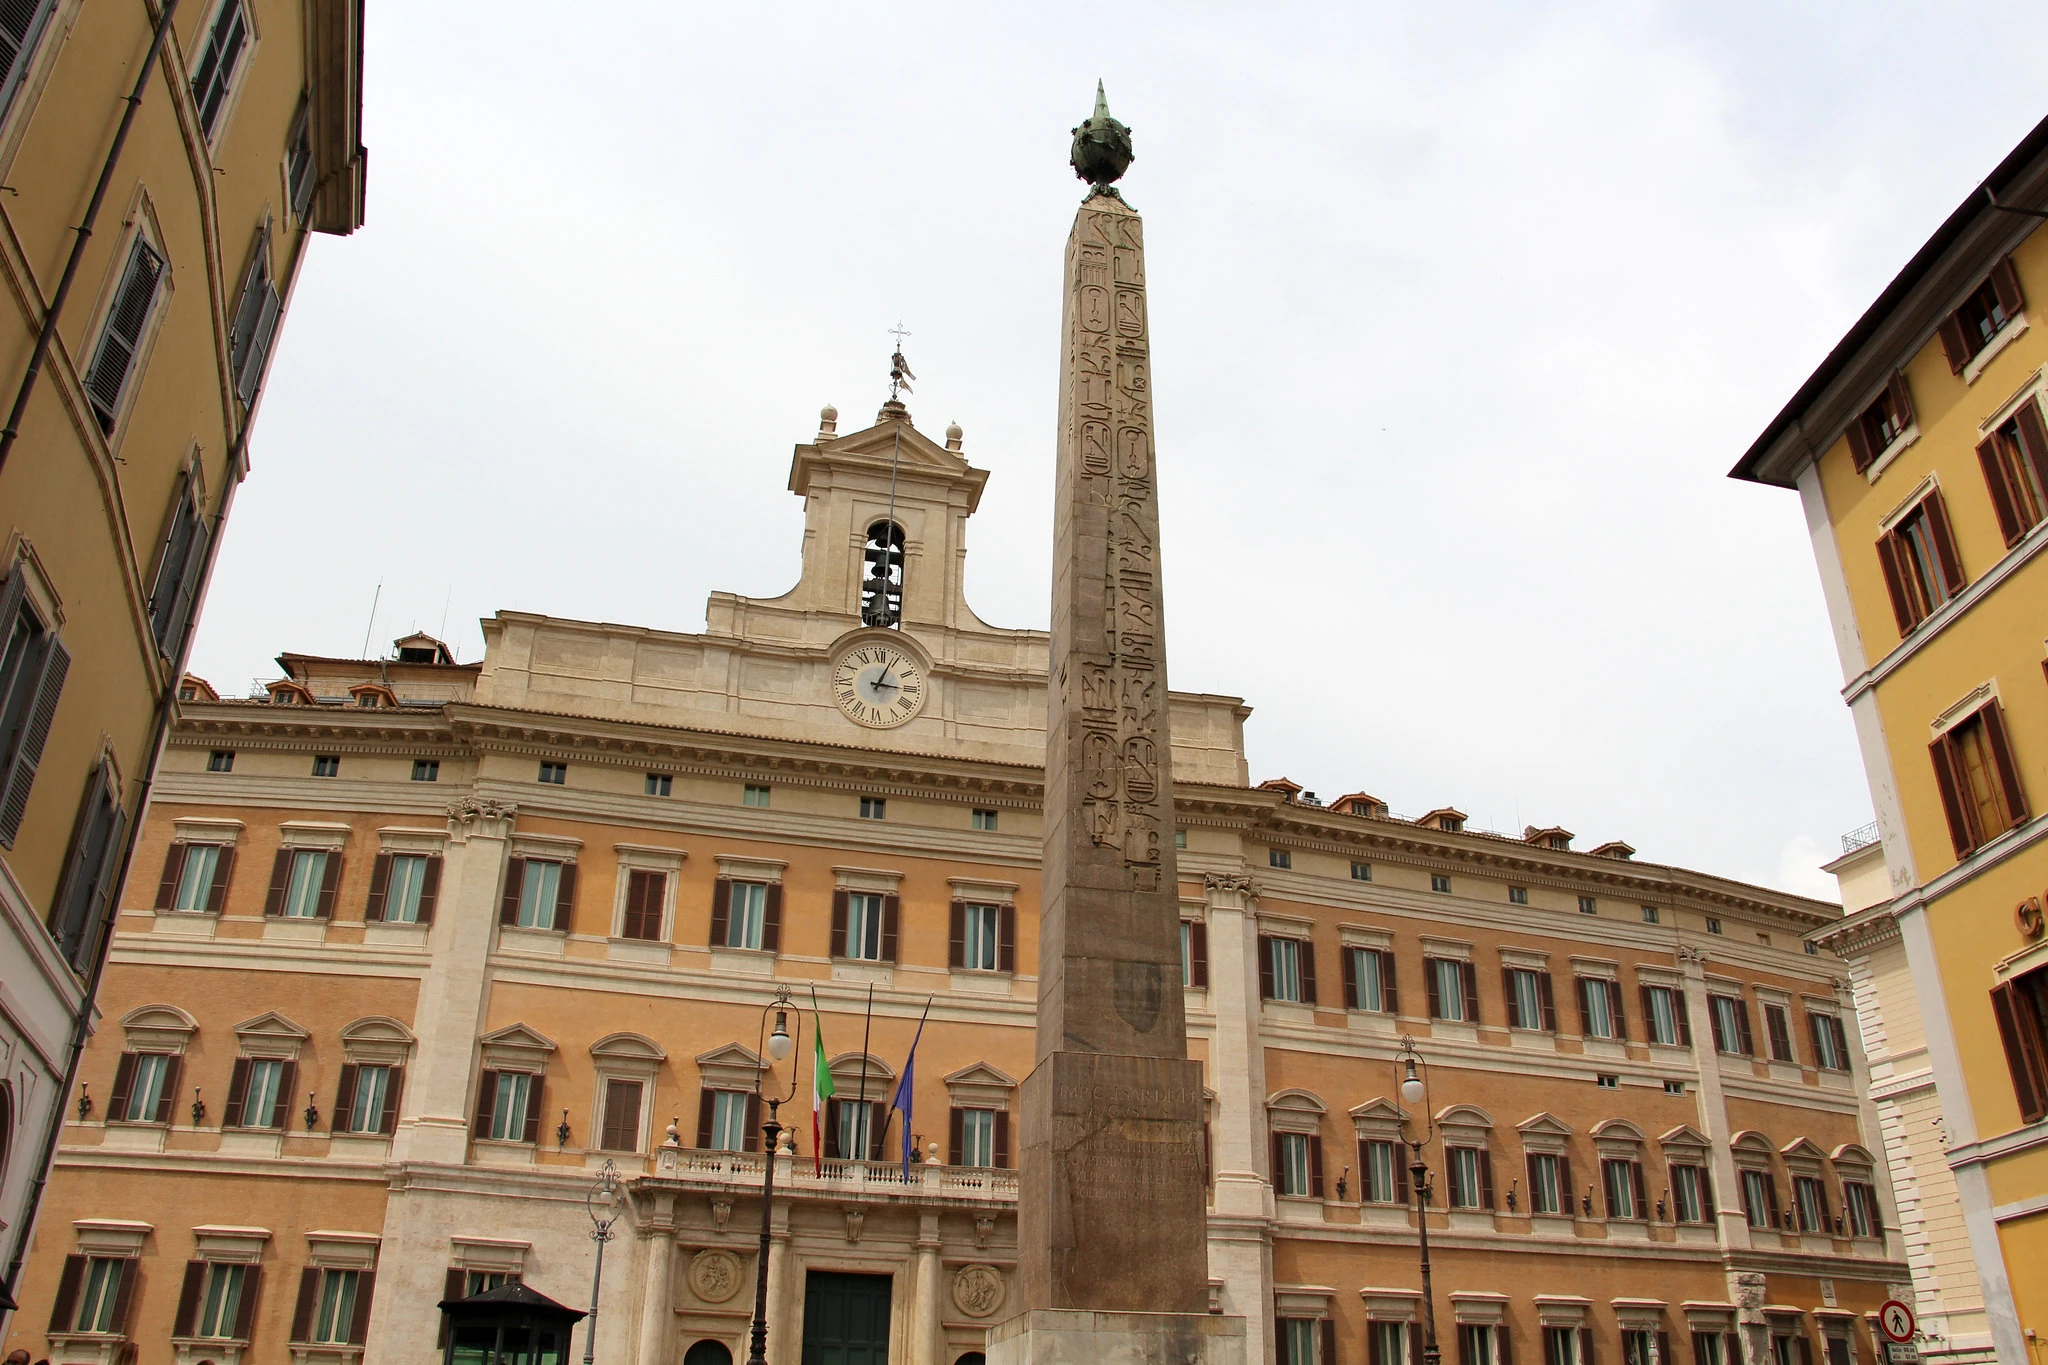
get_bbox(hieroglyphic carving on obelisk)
[1016,83,1208,1316]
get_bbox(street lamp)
[748,988,802,1365]
[1394,1036,1441,1365]
[582,1158,619,1365]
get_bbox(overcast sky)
[193,2,2048,902]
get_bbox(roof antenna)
[360,581,382,658]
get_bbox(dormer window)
[266,681,314,705]
[861,520,904,627]
[1419,807,1467,834]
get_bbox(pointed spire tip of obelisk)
[1070,80,1134,200]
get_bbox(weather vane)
[888,324,915,402]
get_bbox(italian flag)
[811,1006,833,1175]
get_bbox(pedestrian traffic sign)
[1879,1301,1915,1343]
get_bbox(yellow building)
[1734,113,2048,1364]
[0,0,364,1319]
[3,400,1907,1365]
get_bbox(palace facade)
[8,404,1903,1365]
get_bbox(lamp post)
[1396,1036,1441,1365]
[582,1158,619,1365]
[748,988,801,1365]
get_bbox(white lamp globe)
[1401,1075,1425,1105]
[767,1012,795,1062]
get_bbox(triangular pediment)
[1517,1112,1574,1138]
[1350,1097,1407,1124]
[814,415,971,474]
[234,1011,310,1040]
[695,1042,764,1070]
[1659,1124,1710,1148]
[480,1022,557,1052]
[1779,1137,1828,1161]
[942,1061,1016,1088]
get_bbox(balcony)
[639,1144,1017,1208]
[1840,822,1880,855]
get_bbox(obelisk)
[1012,83,1215,1331]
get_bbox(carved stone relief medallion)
[952,1264,1005,1319]
[688,1250,744,1303]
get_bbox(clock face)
[831,643,927,729]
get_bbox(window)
[840,891,891,961]
[310,1268,361,1345]
[1672,1164,1711,1223]
[1709,994,1753,1055]
[411,760,439,782]
[1579,896,1597,915]
[1602,1157,1645,1219]
[742,782,769,806]
[227,230,280,403]
[189,1261,248,1339]
[1805,941,1820,956]
[1641,906,1659,924]
[368,852,435,924]
[167,843,229,913]
[1877,491,1966,633]
[1181,920,1208,989]
[1280,1318,1320,1365]
[707,1089,753,1152]
[860,520,905,626]
[1825,1340,1852,1365]
[1508,885,1528,905]
[1361,1138,1401,1203]
[506,858,569,931]
[972,808,998,831]
[1446,1145,1491,1209]
[1577,977,1623,1040]
[1267,937,1305,1003]
[960,902,1000,971]
[1461,1325,1499,1365]
[1595,1073,1618,1089]
[0,568,69,850]
[958,1108,997,1167]
[1375,1324,1410,1365]
[116,1051,176,1122]
[1740,1169,1779,1229]
[1809,1013,1850,1071]
[1431,874,1452,894]
[1976,402,2048,545]
[599,1078,643,1153]
[1274,1131,1319,1197]
[1843,1181,1880,1237]
[619,868,666,942]
[1930,703,2029,858]
[835,1098,878,1160]
[1269,848,1291,869]
[1350,861,1371,881]
[1938,258,2025,373]
[1693,1334,1729,1365]
[286,106,317,220]
[1526,1151,1563,1214]
[1764,1004,1796,1063]
[83,233,165,432]
[464,1270,514,1296]
[1427,958,1473,1022]
[640,773,671,797]
[1663,1080,1685,1096]
[190,0,250,138]
[1174,829,1187,849]
[271,849,332,919]
[1706,918,1723,935]
[1846,371,1915,471]
[1545,1328,1583,1365]
[229,1057,288,1129]
[311,755,340,777]
[208,750,234,772]
[337,1063,397,1134]
[1507,967,1554,1031]
[537,761,566,785]
[1624,1332,1658,1365]
[723,880,769,950]
[0,1,56,120]
[1642,985,1689,1046]
[1757,932,1772,947]
[70,1255,129,1331]
[481,1070,535,1143]
[859,796,886,820]
[1793,1175,1830,1233]
[148,467,210,659]
[1344,947,1392,1013]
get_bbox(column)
[913,1213,943,1365]
[1204,872,1273,1365]
[1679,945,1749,1252]
[637,1191,677,1365]
[765,1201,796,1365]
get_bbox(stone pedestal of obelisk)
[991,86,1246,1365]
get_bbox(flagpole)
[894,995,934,1178]
[857,984,874,1161]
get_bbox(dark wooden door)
[801,1271,892,1365]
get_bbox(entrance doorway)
[801,1271,893,1365]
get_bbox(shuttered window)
[1845,371,1915,472]
[338,1064,397,1134]
[287,108,318,220]
[959,902,1000,970]
[619,869,665,941]
[1601,1157,1646,1219]
[48,760,124,970]
[1361,1139,1400,1203]
[1763,1004,1796,1062]
[190,0,250,138]
[599,1078,643,1152]
[1938,258,2026,372]
[1642,985,1690,1046]
[1672,1164,1712,1223]
[1526,1151,1564,1214]
[1709,995,1754,1056]
[843,892,889,961]
[147,468,211,659]
[1930,703,2029,859]
[228,230,282,404]
[1992,967,2048,1124]
[278,850,331,919]
[1876,491,1966,633]
[0,0,54,117]
[1977,401,2048,545]
[1446,1145,1494,1209]
[0,566,68,850]
[83,234,165,433]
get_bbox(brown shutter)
[1346,951,1361,1010]
[315,852,341,917]
[999,904,1017,973]
[949,1107,964,1165]
[710,877,731,946]
[1979,435,2025,544]
[949,901,966,968]
[1657,1335,1670,1365]
[831,889,849,957]
[472,1070,498,1138]
[108,1052,138,1120]
[1425,959,1443,1018]
[1462,962,1480,1024]
[154,1054,182,1124]
[1271,1131,1285,1188]
[1676,991,1692,1046]
[500,858,526,924]
[417,856,441,923]
[1258,935,1275,999]
[1525,1153,1539,1210]
[1806,1013,1824,1067]
[1930,734,1975,857]
[1983,704,2030,827]
[439,1266,464,1348]
[234,1264,263,1339]
[1607,981,1626,1040]
[156,843,188,908]
[1938,313,1971,373]
[2017,401,2048,505]
[1502,967,1518,1026]
[881,893,899,961]
[1992,256,2026,316]
[1603,1159,1621,1218]
[1479,1149,1495,1209]
[1324,1319,1339,1365]
[109,1257,141,1332]
[744,1092,761,1152]
[365,852,392,922]
[273,1060,297,1128]
[1559,1155,1573,1211]
[553,862,577,931]
[521,1078,544,1144]
[380,1067,403,1134]
[222,1057,252,1127]
[695,1089,715,1148]
[1632,1162,1648,1218]
[1309,1134,1325,1197]
[824,1098,841,1157]
[603,1079,642,1151]
[1395,1152,1409,1205]
[1581,1329,1596,1365]
[1766,1177,1783,1226]
[1539,973,1557,1031]
[49,1253,85,1330]
[1736,1001,1755,1055]
[1380,951,1398,1014]
[763,881,784,952]
[1575,977,1592,1034]
[1640,985,1657,1040]
[1300,939,1319,1005]
[349,1269,376,1344]
[206,845,236,914]
[994,1109,1010,1168]
[333,1065,360,1131]
[174,1259,206,1336]
[264,848,292,916]
[1876,534,1918,634]
[1500,1326,1514,1365]
[1992,982,2048,1122]
[1888,368,1915,429]
[1845,413,1875,472]
[1925,491,1966,597]
[290,1266,319,1342]
[1369,1319,1383,1365]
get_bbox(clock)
[831,642,927,729]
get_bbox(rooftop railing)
[1840,822,1881,855]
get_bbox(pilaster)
[1202,871,1273,1365]
[636,1190,678,1365]
[1678,946,1748,1251]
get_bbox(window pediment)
[1516,1112,1573,1154]
[1779,1137,1827,1174]
[1267,1089,1326,1134]
[827,1052,895,1102]
[1592,1119,1646,1158]
[1659,1124,1711,1159]
[695,1043,765,1092]
[1435,1104,1494,1147]
[944,1062,1017,1109]
[1830,1142,1876,1171]
[1351,1097,1407,1141]
[121,1004,197,1054]
[593,1032,665,1081]
[339,1016,414,1066]
[480,1023,557,1072]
